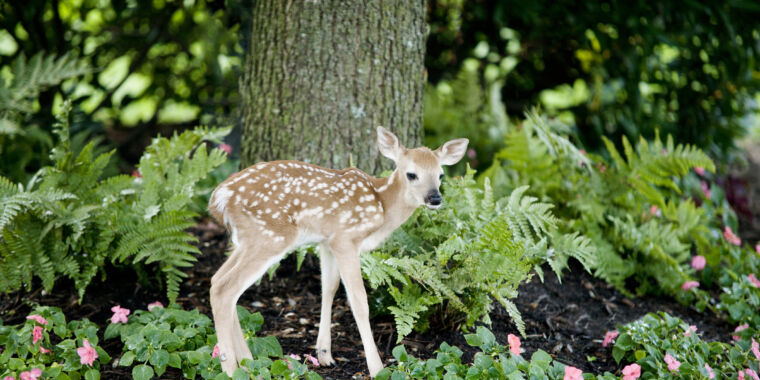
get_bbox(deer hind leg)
[316,243,340,366]
[210,230,296,376]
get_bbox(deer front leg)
[316,243,340,366]
[331,240,383,377]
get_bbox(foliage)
[0,52,93,181]
[484,112,715,296]
[0,102,230,302]
[363,167,594,340]
[375,326,581,380]
[0,306,110,380]
[427,1,760,157]
[105,305,297,380]
[612,312,759,379]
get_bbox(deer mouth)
[425,203,442,210]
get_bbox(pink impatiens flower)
[664,353,681,371]
[39,345,51,354]
[734,323,749,341]
[219,143,232,154]
[695,166,706,176]
[110,305,130,324]
[305,353,320,367]
[701,181,711,199]
[147,301,164,311]
[622,363,641,380]
[745,369,760,380]
[752,338,760,361]
[4,376,15,380]
[705,363,715,379]
[724,226,741,246]
[26,315,48,325]
[683,325,697,337]
[681,281,700,290]
[602,330,619,347]
[740,370,747,380]
[649,205,661,217]
[749,274,760,288]
[77,339,98,366]
[691,255,706,270]
[507,334,521,356]
[755,244,760,256]
[32,325,43,344]
[563,366,583,380]
[19,369,41,380]
[212,344,220,358]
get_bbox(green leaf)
[150,349,170,375]
[84,369,100,380]
[392,345,409,362]
[168,352,182,368]
[232,368,248,380]
[464,333,482,347]
[119,351,136,366]
[132,364,155,380]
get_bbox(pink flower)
[740,370,747,380]
[755,244,760,256]
[683,325,697,337]
[599,164,607,173]
[650,205,661,217]
[681,281,700,290]
[39,345,51,354]
[733,323,749,341]
[132,169,142,178]
[212,344,220,358]
[32,326,42,344]
[752,338,760,361]
[4,376,15,380]
[289,353,301,360]
[507,334,521,356]
[695,166,706,176]
[622,363,641,380]
[219,143,232,154]
[467,148,477,159]
[26,315,48,325]
[747,369,760,380]
[563,366,583,380]
[664,353,680,371]
[77,339,98,366]
[147,301,164,311]
[701,181,711,199]
[705,363,715,379]
[749,274,760,288]
[602,330,619,347]
[19,369,41,380]
[724,226,741,246]
[691,255,706,270]
[110,305,130,324]
[305,353,319,367]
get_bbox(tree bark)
[240,0,426,174]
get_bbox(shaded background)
[1,0,759,182]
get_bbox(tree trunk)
[240,0,426,174]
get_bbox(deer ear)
[377,126,403,162]
[435,138,469,166]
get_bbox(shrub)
[612,312,759,379]
[363,167,594,339]
[0,306,110,380]
[0,101,230,302]
[483,111,716,296]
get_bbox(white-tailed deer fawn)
[208,126,468,377]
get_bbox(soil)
[0,218,738,380]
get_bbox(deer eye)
[406,172,418,181]
[439,174,444,180]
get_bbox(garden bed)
[1,219,736,379]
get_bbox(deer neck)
[372,169,417,230]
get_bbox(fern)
[0,102,230,301]
[484,110,716,297]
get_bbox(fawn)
[208,126,468,377]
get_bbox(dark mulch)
[0,220,736,379]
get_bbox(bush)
[0,101,230,302]
[363,167,594,339]
[483,112,715,296]
[0,306,110,380]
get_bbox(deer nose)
[425,190,442,205]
